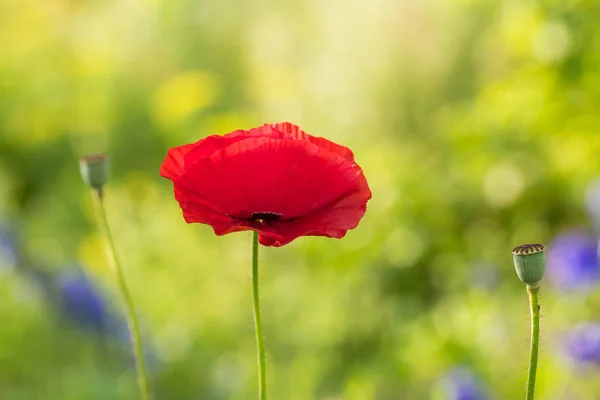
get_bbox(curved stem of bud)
[92,189,151,400]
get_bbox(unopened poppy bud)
[80,154,109,190]
[512,244,546,287]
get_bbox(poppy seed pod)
[80,154,109,190]
[512,244,546,287]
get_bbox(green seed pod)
[80,154,109,190]
[512,244,546,287]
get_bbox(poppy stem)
[251,231,267,400]
[526,285,540,400]
[91,189,151,400]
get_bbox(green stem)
[92,189,151,400]
[526,285,540,400]
[251,231,267,400]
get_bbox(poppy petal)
[162,127,296,234]
[256,170,371,246]
[160,142,197,181]
[173,186,226,221]
[181,136,361,222]
[247,124,288,139]
[271,122,355,162]
[161,127,279,181]
[181,125,289,165]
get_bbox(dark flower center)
[251,212,283,222]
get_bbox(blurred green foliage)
[1,0,600,398]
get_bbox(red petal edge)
[160,126,285,181]
[256,168,371,246]
[271,122,355,162]
[160,142,198,181]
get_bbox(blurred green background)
[2,0,600,398]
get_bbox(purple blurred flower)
[546,231,600,291]
[565,323,600,366]
[57,268,109,333]
[440,367,488,400]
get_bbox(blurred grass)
[2,0,600,398]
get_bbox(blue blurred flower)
[440,367,488,400]
[0,224,18,270]
[546,231,600,291]
[565,323,600,366]
[57,268,110,333]
[470,261,500,290]
[57,266,160,370]
[112,315,160,373]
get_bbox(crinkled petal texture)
[160,123,371,246]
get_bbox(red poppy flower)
[160,122,371,247]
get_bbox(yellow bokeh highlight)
[124,172,159,205]
[152,70,219,126]
[78,234,107,276]
[548,135,596,175]
[500,2,541,57]
[200,112,258,136]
